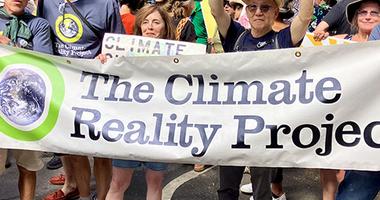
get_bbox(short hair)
[134,4,176,40]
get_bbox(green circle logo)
[0,53,64,141]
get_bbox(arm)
[209,0,231,38]
[32,19,53,54]
[290,0,313,46]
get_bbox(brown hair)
[172,0,194,19]
[134,5,176,40]
[350,0,380,33]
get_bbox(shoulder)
[24,15,50,30]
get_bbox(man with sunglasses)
[209,0,312,198]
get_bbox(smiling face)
[245,0,279,34]
[141,10,166,39]
[356,1,380,34]
[4,0,28,15]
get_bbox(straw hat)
[242,0,284,8]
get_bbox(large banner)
[1,41,380,170]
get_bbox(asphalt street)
[0,156,379,200]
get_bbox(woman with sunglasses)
[334,0,380,41]
[209,0,312,199]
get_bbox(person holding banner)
[209,0,312,199]
[333,0,380,41]
[332,16,380,200]
[0,0,53,199]
[103,4,174,200]
[37,0,124,200]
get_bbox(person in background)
[333,0,380,41]
[230,0,245,20]
[101,5,174,200]
[120,0,144,34]
[308,0,336,32]
[224,0,236,18]
[0,0,53,199]
[334,2,380,198]
[37,0,124,200]
[170,0,197,42]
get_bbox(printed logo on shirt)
[55,14,83,43]
[0,53,65,141]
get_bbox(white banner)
[101,33,207,58]
[1,41,380,170]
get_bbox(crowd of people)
[0,0,379,199]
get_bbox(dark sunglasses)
[246,4,273,13]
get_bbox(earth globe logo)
[0,68,47,127]
[0,53,64,141]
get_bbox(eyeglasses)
[246,4,273,13]
[357,10,380,17]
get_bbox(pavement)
[0,156,379,200]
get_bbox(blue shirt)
[221,20,294,52]
[369,24,380,41]
[37,0,124,58]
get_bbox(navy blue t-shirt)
[221,20,294,52]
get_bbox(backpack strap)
[175,17,189,41]
[66,0,102,39]
[233,29,250,52]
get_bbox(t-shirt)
[0,12,53,54]
[369,24,380,41]
[322,0,354,35]
[221,20,294,52]
[37,0,124,58]
[191,2,208,45]
[121,13,135,35]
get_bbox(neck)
[354,30,369,42]
[251,26,273,38]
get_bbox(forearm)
[290,0,313,45]
[209,0,231,38]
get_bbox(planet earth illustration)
[0,68,46,126]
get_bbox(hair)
[119,0,144,12]
[170,0,194,19]
[134,5,176,40]
[350,0,380,33]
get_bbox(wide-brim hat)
[242,0,283,8]
[346,0,380,24]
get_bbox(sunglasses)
[246,4,273,13]
[357,10,380,17]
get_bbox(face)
[356,1,380,33]
[245,0,279,31]
[141,10,166,39]
[4,0,28,15]
[224,3,236,18]
[234,4,243,20]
